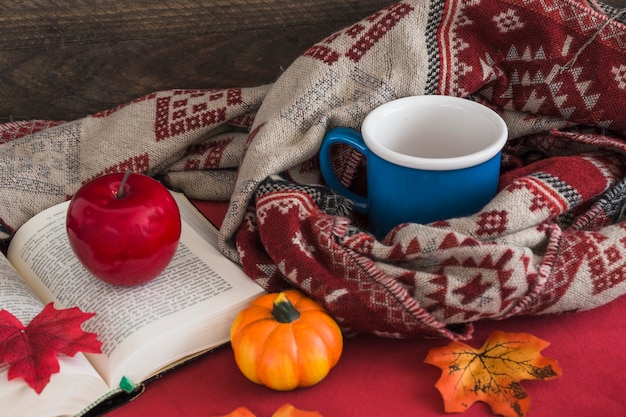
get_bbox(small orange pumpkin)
[229,290,343,391]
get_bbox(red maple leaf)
[0,302,102,393]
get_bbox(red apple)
[66,171,182,286]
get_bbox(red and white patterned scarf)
[1,0,625,339]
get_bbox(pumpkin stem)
[272,292,301,323]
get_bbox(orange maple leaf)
[272,403,323,417]
[211,404,323,417]
[424,331,562,417]
[211,406,257,417]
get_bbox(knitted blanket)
[1,0,626,340]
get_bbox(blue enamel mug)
[319,95,508,238]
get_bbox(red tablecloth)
[108,201,626,417]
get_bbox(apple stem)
[117,170,132,199]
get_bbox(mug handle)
[319,127,368,213]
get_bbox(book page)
[7,195,264,388]
[0,254,43,322]
[0,254,110,417]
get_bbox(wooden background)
[0,0,395,121]
[0,0,624,121]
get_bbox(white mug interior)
[361,95,508,171]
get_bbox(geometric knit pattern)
[2,0,626,340]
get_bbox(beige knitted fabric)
[2,0,626,338]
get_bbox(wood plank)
[0,0,395,45]
[0,27,332,120]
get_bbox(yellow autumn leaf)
[424,331,562,417]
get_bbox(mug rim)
[361,95,508,171]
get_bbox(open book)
[0,192,265,417]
